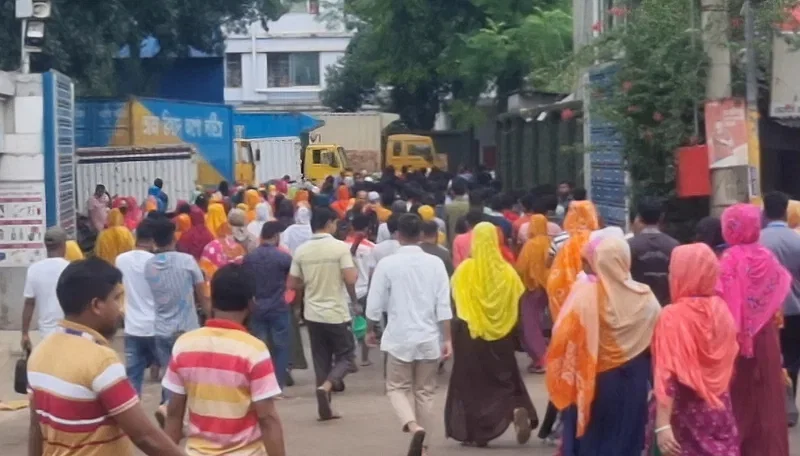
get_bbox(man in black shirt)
[628,198,679,306]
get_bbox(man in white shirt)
[371,213,401,266]
[115,219,157,396]
[21,227,70,351]
[366,213,453,456]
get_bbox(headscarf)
[653,243,738,409]
[294,189,310,209]
[123,197,142,230]
[174,214,191,240]
[247,202,272,239]
[144,196,158,213]
[276,180,289,195]
[546,237,660,437]
[177,206,214,260]
[65,240,84,262]
[228,208,258,252]
[245,189,261,223]
[546,200,599,319]
[418,205,436,222]
[236,203,248,212]
[516,214,550,291]
[788,200,800,233]
[331,185,351,219]
[281,207,313,254]
[95,208,135,265]
[205,203,228,238]
[451,222,526,341]
[715,203,791,357]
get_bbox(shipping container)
[75,97,234,185]
[75,145,197,214]
[496,102,584,192]
[233,112,322,140]
[308,112,400,172]
[246,137,303,184]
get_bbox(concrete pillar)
[0,71,45,331]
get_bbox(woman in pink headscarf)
[716,203,791,456]
[111,196,143,231]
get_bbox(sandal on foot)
[513,408,532,444]
[407,429,426,456]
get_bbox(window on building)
[267,52,320,87]
[309,0,319,14]
[225,53,242,88]
[288,0,307,13]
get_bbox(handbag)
[14,348,31,395]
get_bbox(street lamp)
[15,0,51,73]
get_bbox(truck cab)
[303,144,349,184]
[384,134,445,172]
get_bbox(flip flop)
[513,408,532,444]
[407,429,426,456]
[316,389,340,421]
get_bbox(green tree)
[320,0,570,129]
[0,0,285,95]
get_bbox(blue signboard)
[233,112,322,139]
[75,99,129,148]
[43,71,76,236]
[135,98,234,181]
[588,64,628,228]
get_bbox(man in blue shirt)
[243,221,293,389]
[761,191,800,426]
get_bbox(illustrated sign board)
[43,71,76,237]
[587,64,628,229]
[0,182,47,267]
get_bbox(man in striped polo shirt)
[27,258,183,456]
[162,263,286,456]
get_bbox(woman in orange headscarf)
[515,214,551,373]
[294,188,311,209]
[173,213,191,241]
[95,208,135,264]
[788,200,800,234]
[545,200,599,320]
[547,236,659,454]
[650,243,738,456]
[244,189,261,223]
[330,184,351,219]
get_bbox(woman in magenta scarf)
[716,203,791,456]
[176,206,214,260]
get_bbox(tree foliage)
[0,0,285,95]
[582,0,708,201]
[320,0,571,129]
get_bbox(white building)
[223,0,353,110]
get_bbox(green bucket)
[352,315,368,340]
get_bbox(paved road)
[1,332,799,455]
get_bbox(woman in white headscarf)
[247,202,273,239]
[280,206,313,254]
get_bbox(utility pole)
[15,0,51,74]
[744,0,762,205]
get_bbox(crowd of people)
[17,165,800,456]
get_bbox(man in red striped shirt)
[27,258,183,456]
[162,263,286,456]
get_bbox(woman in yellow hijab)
[95,208,135,264]
[445,222,537,446]
[515,214,551,373]
[244,189,261,223]
[546,200,599,320]
[206,203,228,238]
[418,205,446,246]
[65,240,84,262]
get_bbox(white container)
[75,145,197,214]
[249,136,302,184]
[309,113,397,150]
